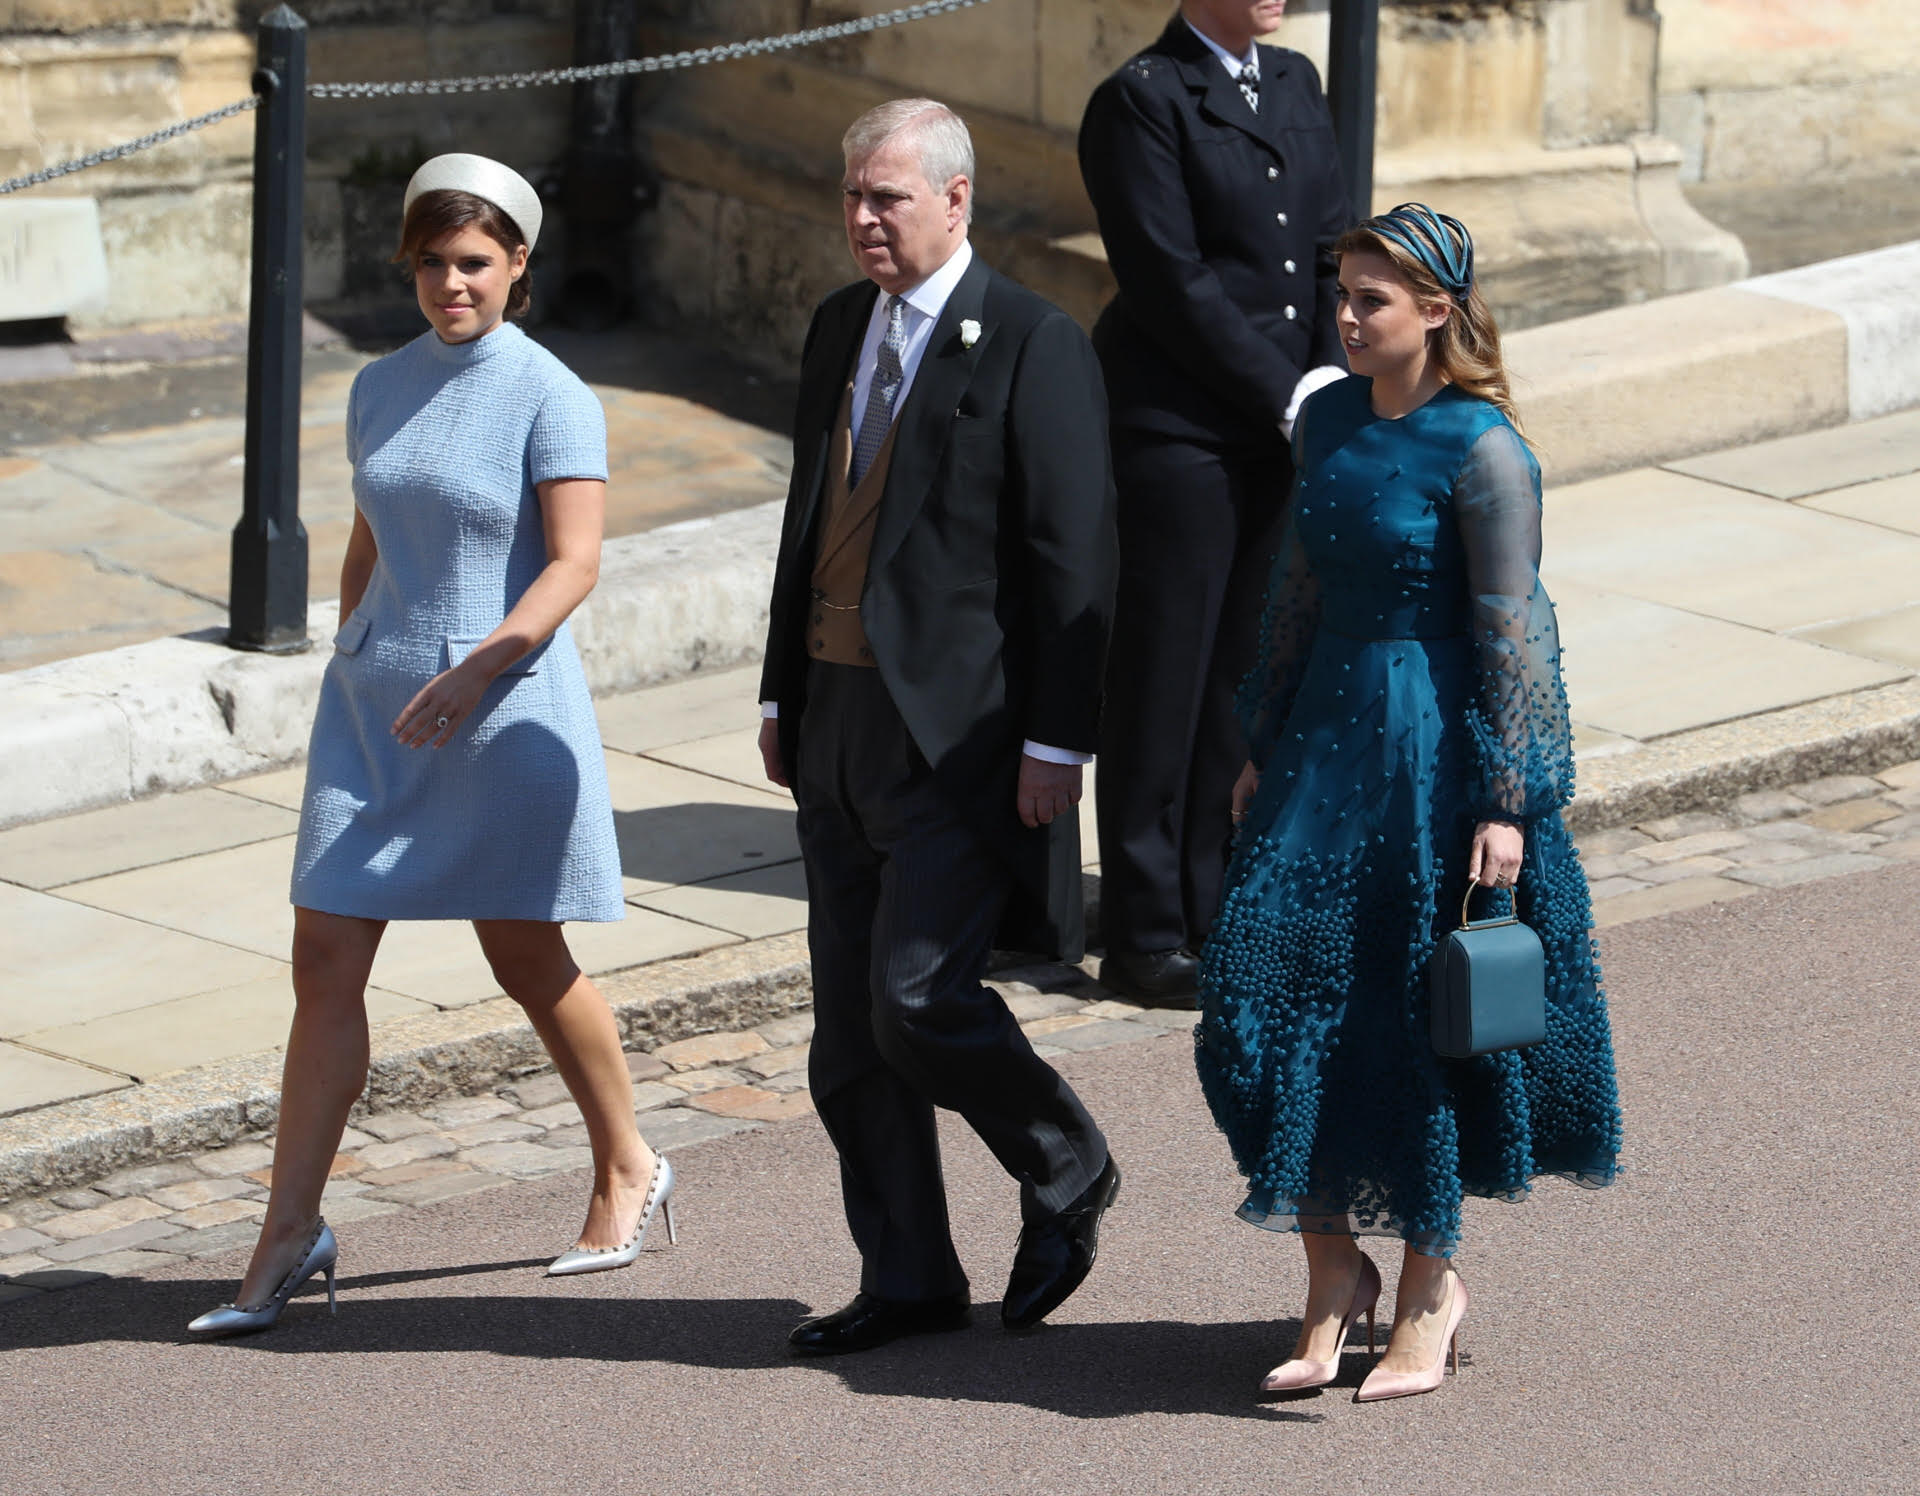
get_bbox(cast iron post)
[1327,0,1379,217]
[229,4,310,653]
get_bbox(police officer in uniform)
[1078,0,1350,1004]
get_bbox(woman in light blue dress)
[190,157,673,1338]
[1199,206,1621,1401]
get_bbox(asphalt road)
[4,862,1917,1496]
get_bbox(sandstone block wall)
[1,0,576,327]
[1656,1,1920,188]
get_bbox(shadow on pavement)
[6,1273,1325,1423]
[613,803,799,886]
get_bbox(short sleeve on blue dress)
[527,381,610,486]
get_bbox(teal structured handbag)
[1429,882,1548,1059]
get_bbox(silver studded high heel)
[546,1153,677,1277]
[187,1219,338,1339]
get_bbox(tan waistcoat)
[807,380,901,667]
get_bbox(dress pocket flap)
[444,634,541,675]
[332,614,371,654]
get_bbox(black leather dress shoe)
[787,1290,971,1356]
[1002,1155,1122,1330]
[1098,948,1201,1008]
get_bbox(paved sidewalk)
[0,326,793,671]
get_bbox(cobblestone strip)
[5,759,1917,1306]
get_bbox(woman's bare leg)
[1376,1242,1458,1372]
[235,907,384,1308]
[474,920,655,1249]
[1289,1217,1368,1362]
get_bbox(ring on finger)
[437,715,449,728]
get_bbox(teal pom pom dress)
[1196,377,1621,1257]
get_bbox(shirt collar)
[1185,18,1258,75]
[891,238,974,322]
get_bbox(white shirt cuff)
[1282,364,1348,438]
[760,701,778,719]
[1022,740,1091,766]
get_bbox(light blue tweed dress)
[291,322,623,922]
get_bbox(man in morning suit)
[1078,0,1350,1005]
[756,99,1121,1356]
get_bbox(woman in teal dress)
[1198,205,1621,1402]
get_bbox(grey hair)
[841,98,976,222]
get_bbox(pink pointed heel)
[1355,1274,1469,1403]
[1259,1251,1382,1393]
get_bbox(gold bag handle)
[1459,879,1521,930]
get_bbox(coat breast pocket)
[332,613,371,655]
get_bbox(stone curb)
[0,932,810,1205]
[1509,241,1920,483]
[1567,679,1920,833]
[0,502,782,830]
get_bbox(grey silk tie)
[851,296,909,487]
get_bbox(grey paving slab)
[633,1106,762,1151]
[1663,406,1920,498]
[630,859,810,940]
[644,726,776,793]
[17,976,431,1080]
[594,665,761,754]
[0,460,213,553]
[1549,579,1905,739]
[52,835,301,964]
[214,767,308,810]
[1796,469,1920,535]
[0,881,281,1036]
[604,749,800,895]
[1796,604,1920,672]
[0,1042,127,1113]
[53,842,510,1008]
[1543,467,1920,631]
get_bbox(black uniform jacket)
[760,251,1119,958]
[1078,17,1351,447]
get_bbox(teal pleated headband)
[1366,203,1475,302]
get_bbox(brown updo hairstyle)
[393,188,533,321]
[1334,217,1522,435]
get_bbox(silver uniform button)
[1277,211,1289,226]
[1267,166,1278,180]
[1284,305,1297,320]
[1284,259,1297,273]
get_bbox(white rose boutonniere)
[960,319,982,349]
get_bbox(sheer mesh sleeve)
[1235,463,1321,766]
[1452,422,1575,822]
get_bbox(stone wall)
[635,0,1746,363]
[1656,1,1920,188]
[0,1,576,326]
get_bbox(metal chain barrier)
[0,96,261,195]
[310,0,988,99]
[0,0,989,195]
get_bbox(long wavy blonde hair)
[1335,215,1523,435]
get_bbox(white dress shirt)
[761,236,1087,767]
[848,237,974,451]
[1184,18,1257,78]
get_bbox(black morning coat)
[759,251,1119,960]
[1078,16,1352,448]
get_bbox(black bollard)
[228,4,310,654]
[1327,0,1379,219]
